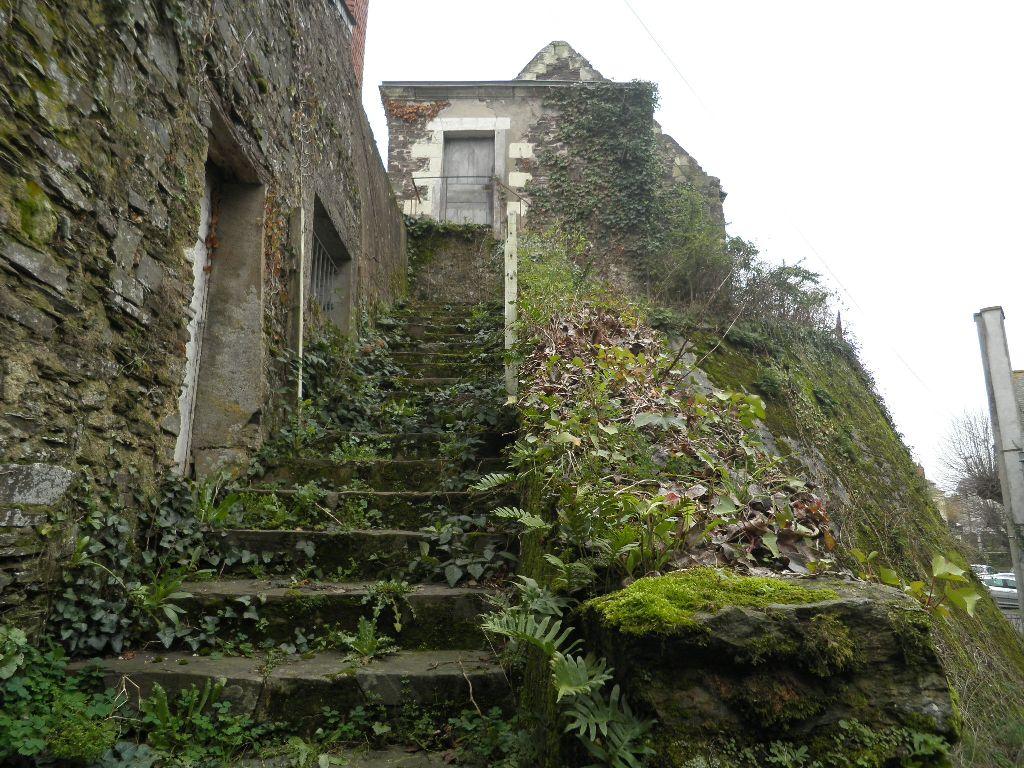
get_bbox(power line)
[620,0,945,406]
[620,0,708,113]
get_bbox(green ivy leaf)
[946,585,982,617]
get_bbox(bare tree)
[940,410,1002,503]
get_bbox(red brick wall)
[345,0,369,85]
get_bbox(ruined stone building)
[0,1,404,615]
[381,41,725,232]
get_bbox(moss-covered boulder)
[580,568,957,767]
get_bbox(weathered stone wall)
[0,0,405,621]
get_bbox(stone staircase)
[85,300,512,764]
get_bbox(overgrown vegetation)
[472,227,986,767]
[527,81,834,332]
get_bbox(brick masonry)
[344,0,370,85]
[0,0,405,621]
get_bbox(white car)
[983,572,1018,609]
[971,564,995,578]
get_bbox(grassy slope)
[690,323,1024,768]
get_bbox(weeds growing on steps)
[2,289,527,765]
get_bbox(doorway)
[440,134,494,225]
[175,109,267,477]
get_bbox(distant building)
[380,41,724,232]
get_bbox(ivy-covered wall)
[0,0,405,623]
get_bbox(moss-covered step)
[212,528,427,578]
[579,568,957,768]
[390,351,493,378]
[397,322,475,338]
[386,309,483,326]
[388,336,500,354]
[80,649,509,730]
[389,376,463,392]
[241,748,451,767]
[266,431,505,461]
[178,579,492,650]
[237,488,508,529]
[393,327,485,346]
[304,432,448,460]
[257,458,505,491]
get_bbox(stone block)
[110,264,145,306]
[0,507,47,528]
[508,142,535,159]
[507,171,532,188]
[581,569,957,765]
[0,288,56,338]
[0,463,75,506]
[134,253,164,292]
[42,166,90,212]
[0,237,68,294]
[111,220,143,266]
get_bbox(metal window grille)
[310,231,341,313]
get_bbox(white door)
[442,135,494,225]
[174,169,214,474]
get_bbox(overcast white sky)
[361,1,1024,481]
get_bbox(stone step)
[258,457,504,491]
[214,528,506,580]
[178,579,492,649]
[390,351,480,364]
[395,326,485,342]
[396,322,476,337]
[242,748,450,767]
[394,300,489,312]
[391,351,495,379]
[214,528,426,579]
[238,488,507,529]
[386,308,483,325]
[307,431,504,460]
[328,750,449,768]
[310,431,448,459]
[391,376,462,391]
[82,649,508,730]
[389,337,500,354]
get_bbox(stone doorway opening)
[174,111,266,478]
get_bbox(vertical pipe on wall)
[504,212,519,396]
[297,205,306,403]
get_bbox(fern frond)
[480,610,579,656]
[551,652,613,702]
[567,684,655,767]
[493,506,551,532]
[564,686,616,741]
[471,472,514,492]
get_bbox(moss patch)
[586,568,836,635]
[801,613,855,676]
[664,719,953,768]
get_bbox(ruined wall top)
[515,41,606,82]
